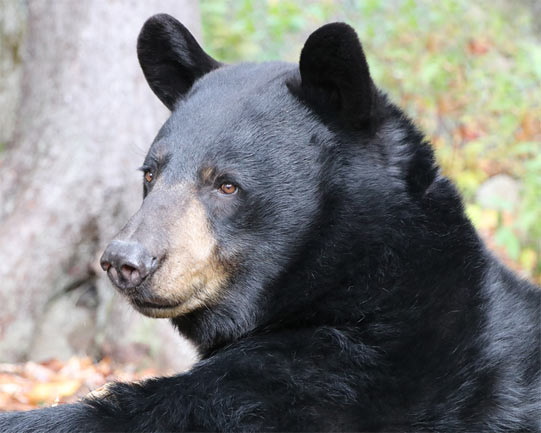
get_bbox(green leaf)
[495,226,521,260]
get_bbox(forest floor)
[0,357,169,411]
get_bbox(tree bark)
[0,0,26,146]
[0,0,200,369]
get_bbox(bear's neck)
[257,172,489,336]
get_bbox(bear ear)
[297,22,374,128]
[137,14,220,110]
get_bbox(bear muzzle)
[100,189,231,318]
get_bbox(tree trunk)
[0,0,200,370]
[0,0,26,146]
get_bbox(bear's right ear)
[137,14,220,110]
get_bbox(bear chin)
[129,292,213,318]
[132,303,185,318]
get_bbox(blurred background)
[0,0,539,410]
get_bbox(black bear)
[1,14,540,432]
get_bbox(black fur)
[1,16,539,432]
[297,22,375,128]
[137,14,221,110]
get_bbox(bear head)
[100,14,440,351]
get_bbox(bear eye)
[219,183,237,195]
[144,171,153,183]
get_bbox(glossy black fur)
[1,16,539,432]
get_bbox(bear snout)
[100,240,159,292]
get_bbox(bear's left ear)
[137,14,221,110]
[296,22,374,129]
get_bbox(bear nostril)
[108,266,119,283]
[120,264,140,285]
[101,261,111,272]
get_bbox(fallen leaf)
[467,38,490,55]
[25,380,82,405]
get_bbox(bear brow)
[140,152,171,172]
[199,166,215,183]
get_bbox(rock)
[476,174,521,211]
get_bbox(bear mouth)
[132,298,181,310]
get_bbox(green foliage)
[201,0,541,282]
[201,0,336,61]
